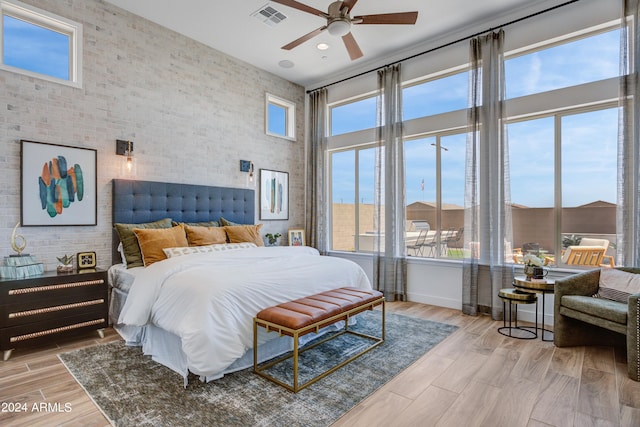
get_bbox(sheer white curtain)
[618,0,640,267]
[373,64,407,301]
[306,88,329,253]
[463,30,514,318]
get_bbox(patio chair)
[561,238,615,268]
[444,227,463,257]
[421,231,439,257]
[407,228,428,256]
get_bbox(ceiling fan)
[271,0,418,60]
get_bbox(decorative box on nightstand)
[0,268,108,361]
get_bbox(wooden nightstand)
[0,268,108,361]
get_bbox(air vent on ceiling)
[251,4,287,27]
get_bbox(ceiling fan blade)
[342,32,363,60]
[341,0,359,13]
[354,12,418,25]
[270,0,328,18]
[281,26,327,50]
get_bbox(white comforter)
[118,246,371,378]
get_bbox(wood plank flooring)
[0,302,638,426]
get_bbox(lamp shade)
[327,19,350,37]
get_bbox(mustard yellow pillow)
[133,224,188,266]
[224,224,264,246]
[115,218,173,268]
[185,225,227,246]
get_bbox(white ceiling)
[103,0,563,88]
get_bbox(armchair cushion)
[561,295,627,325]
[597,268,640,302]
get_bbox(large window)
[327,23,620,264]
[505,29,619,99]
[330,96,376,136]
[404,133,465,258]
[509,107,618,267]
[1,0,82,87]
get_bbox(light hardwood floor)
[0,302,639,426]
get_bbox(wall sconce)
[116,139,137,175]
[240,160,255,187]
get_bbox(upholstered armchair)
[554,267,640,381]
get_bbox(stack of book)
[0,255,44,279]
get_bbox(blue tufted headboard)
[112,179,255,264]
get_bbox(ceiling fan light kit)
[272,0,418,60]
[327,18,350,36]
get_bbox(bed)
[109,179,372,384]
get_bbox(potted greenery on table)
[265,233,281,246]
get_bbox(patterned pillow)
[596,268,640,303]
[114,218,173,268]
[163,242,257,258]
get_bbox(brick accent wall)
[0,0,305,270]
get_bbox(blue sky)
[3,15,69,80]
[331,29,620,208]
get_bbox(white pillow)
[163,242,257,258]
[118,242,127,268]
[596,268,640,303]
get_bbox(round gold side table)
[497,288,538,340]
[513,276,555,341]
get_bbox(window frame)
[325,23,621,263]
[265,93,296,141]
[0,0,83,88]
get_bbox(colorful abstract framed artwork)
[20,140,97,226]
[259,169,289,220]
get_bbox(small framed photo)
[77,251,97,270]
[288,228,305,247]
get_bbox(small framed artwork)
[288,228,305,247]
[21,140,97,226]
[77,251,97,270]
[260,169,289,220]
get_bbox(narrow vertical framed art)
[21,140,97,226]
[259,169,289,220]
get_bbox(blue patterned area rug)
[59,311,457,427]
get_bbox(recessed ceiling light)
[278,60,294,68]
[316,43,330,51]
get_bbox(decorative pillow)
[596,268,640,303]
[133,224,189,266]
[117,242,127,268]
[220,217,241,226]
[172,220,220,227]
[185,225,227,246]
[114,218,173,268]
[163,242,257,258]
[224,224,264,246]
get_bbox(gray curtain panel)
[462,30,514,319]
[306,88,329,254]
[373,63,408,302]
[617,0,640,267]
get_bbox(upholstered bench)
[253,287,385,392]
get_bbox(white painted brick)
[0,0,305,270]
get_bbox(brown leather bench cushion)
[256,287,383,335]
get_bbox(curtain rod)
[307,0,581,93]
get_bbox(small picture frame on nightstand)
[77,251,97,270]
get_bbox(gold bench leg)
[254,297,385,393]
